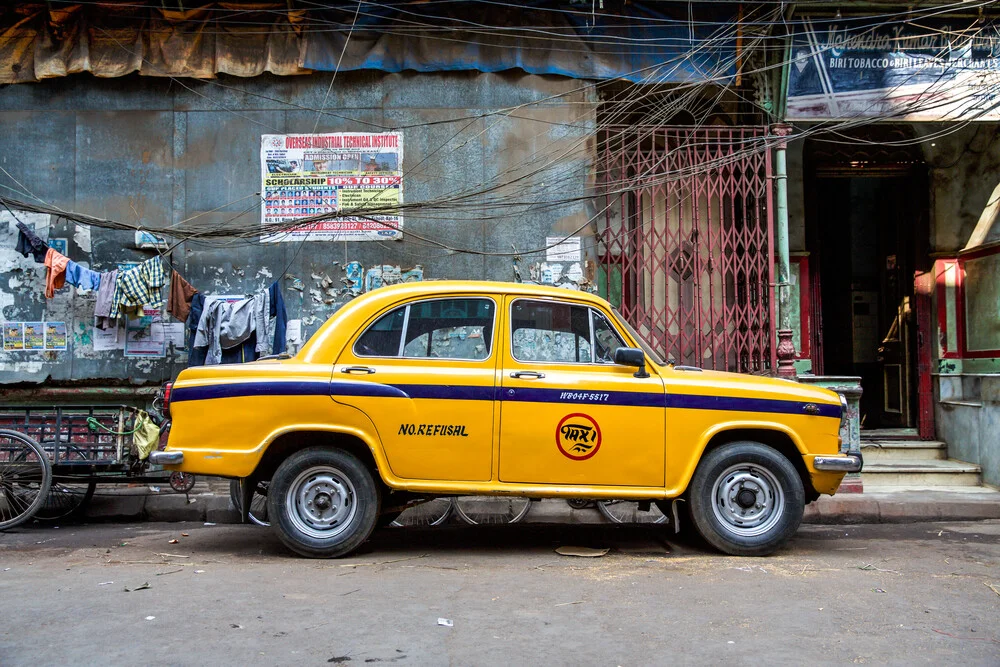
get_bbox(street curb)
[82,493,241,524]
[74,492,1000,526]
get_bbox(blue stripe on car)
[171,380,839,419]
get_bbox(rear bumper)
[813,453,863,473]
[149,450,183,465]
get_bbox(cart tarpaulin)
[132,410,160,461]
[0,2,736,84]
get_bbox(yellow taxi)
[153,281,861,558]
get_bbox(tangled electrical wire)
[1,0,997,260]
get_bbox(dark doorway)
[805,133,929,430]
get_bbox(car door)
[498,297,666,487]
[332,295,497,481]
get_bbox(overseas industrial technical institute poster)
[260,132,404,242]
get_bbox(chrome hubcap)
[711,463,785,537]
[285,466,357,540]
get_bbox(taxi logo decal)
[556,413,602,461]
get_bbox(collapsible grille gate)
[597,126,776,373]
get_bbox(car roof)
[359,280,608,305]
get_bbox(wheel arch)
[249,427,390,487]
[693,424,819,503]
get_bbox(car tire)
[267,447,380,558]
[688,441,804,557]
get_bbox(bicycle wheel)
[0,430,52,530]
[33,443,96,522]
[229,479,270,527]
[453,496,531,525]
[597,500,668,524]
[389,498,453,527]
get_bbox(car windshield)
[611,308,668,366]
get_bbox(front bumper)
[149,450,183,465]
[813,453,863,473]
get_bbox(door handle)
[510,371,545,379]
[341,366,376,374]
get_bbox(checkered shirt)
[109,256,166,318]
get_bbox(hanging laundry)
[167,269,198,322]
[94,269,118,330]
[43,247,70,298]
[64,260,102,292]
[218,297,257,351]
[193,298,225,365]
[109,256,165,319]
[269,281,288,355]
[14,221,48,263]
[186,292,207,366]
[253,288,270,355]
[191,284,285,366]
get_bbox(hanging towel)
[14,222,48,262]
[64,261,102,292]
[43,247,70,298]
[167,270,198,323]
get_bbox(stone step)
[862,458,982,487]
[861,440,948,461]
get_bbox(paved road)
[1,521,998,666]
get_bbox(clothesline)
[9,213,288,366]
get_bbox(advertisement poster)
[44,322,67,350]
[124,307,165,358]
[3,322,24,351]
[260,132,404,242]
[788,18,1000,121]
[23,322,45,350]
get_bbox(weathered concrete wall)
[917,124,1000,252]
[0,71,597,385]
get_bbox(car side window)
[510,300,592,363]
[354,306,406,357]
[355,298,495,360]
[592,310,626,364]
[402,299,494,360]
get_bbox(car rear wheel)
[267,447,379,558]
[688,441,804,557]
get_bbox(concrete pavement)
[1,521,999,665]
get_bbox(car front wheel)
[267,447,379,558]
[688,441,804,557]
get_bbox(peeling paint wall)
[0,71,597,384]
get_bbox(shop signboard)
[260,132,404,242]
[787,18,1000,121]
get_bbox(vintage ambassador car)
[153,281,861,558]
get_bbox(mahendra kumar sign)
[788,18,1000,121]
[260,132,403,242]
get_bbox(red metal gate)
[597,126,776,373]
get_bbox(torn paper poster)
[92,320,125,352]
[546,236,581,262]
[162,322,186,351]
[74,224,92,254]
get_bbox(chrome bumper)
[149,450,183,465]
[813,453,863,473]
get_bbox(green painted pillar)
[772,124,796,377]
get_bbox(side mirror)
[614,347,650,378]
